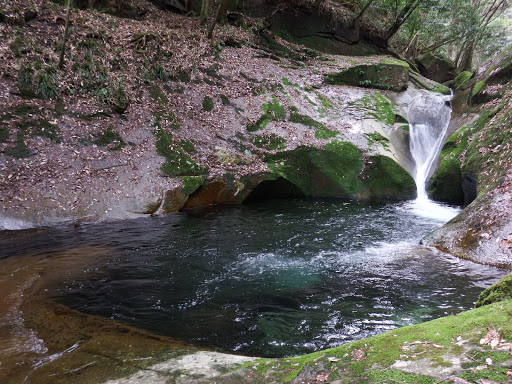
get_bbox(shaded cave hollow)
[244,177,305,202]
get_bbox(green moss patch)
[289,109,337,139]
[264,141,363,197]
[148,84,169,106]
[476,273,512,307]
[16,118,61,143]
[360,155,416,200]
[428,157,463,204]
[365,132,390,149]
[366,369,436,383]
[250,133,286,150]
[351,92,397,125]
[452,71,473,90]
[155,128,206,177]
[247,98,286,132]
[4,131,30,158]
[93,126,126,150]
[180,176,205,196]
[202,96,214,111]
[0,126,8,143]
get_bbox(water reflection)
[1,198,505,359]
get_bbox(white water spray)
[407,91,460,222]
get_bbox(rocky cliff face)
[0,0,434,230]
[425,47,512,269]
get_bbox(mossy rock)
[351,92,402,125]
[409,72,451,95]
[476,273,512,307]
[324,64,409,92]
[428,157,464,204]
[264,141,363,197]
[414,52,456,83]
[451,71,473,90]
[360,155,416,200]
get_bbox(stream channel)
[0,91,507,374]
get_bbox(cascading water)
[407,91,460,221]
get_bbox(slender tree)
[58,0,72,69]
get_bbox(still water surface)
[1,198,504,358]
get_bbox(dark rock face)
[324,64,409,92]
[428,158,464,205]
[244,177,305,202]
[270,6,387,56]
[414,52,456,83]
[462,174,477,206]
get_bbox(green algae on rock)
[247,97,286,132]
[263,141,414,200]
[155,128,206,177]
[264,141,363,197]
[360,155,416,200]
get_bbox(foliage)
[17,65,59,100]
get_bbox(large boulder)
[324,64,409,92]
[414,52,456,83]
[263,141,415,200]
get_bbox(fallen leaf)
[315,372,329,382]
[327,357,340,362]
[480,328,503,349]
[351,348,366,361]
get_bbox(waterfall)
[406,91,460,221]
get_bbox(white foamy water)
[408,91,460,222]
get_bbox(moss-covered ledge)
[324,64,409,92]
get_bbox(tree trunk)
[353,0,376,25]
[201,0,211,23]
[207,0,228,39]
[458,39,475,71]
[385,0,419,42]
[58,0,72,69]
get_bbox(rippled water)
[1,198,504,358]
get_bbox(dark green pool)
[2,198,504,357]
